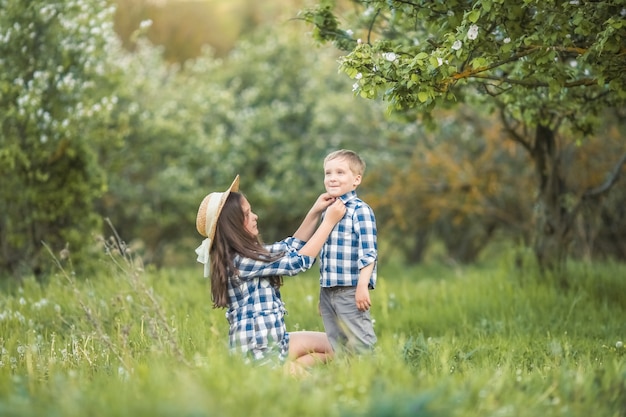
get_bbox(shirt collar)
[339,190,358,204]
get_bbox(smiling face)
[324,156,362,198]
[240,196,259,237]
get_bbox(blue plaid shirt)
[319,190,378,288]
[226,236,315,363]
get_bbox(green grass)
[0,248,624,417]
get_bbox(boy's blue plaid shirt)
[319,190,378,288]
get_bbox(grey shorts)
[319,286,377,354]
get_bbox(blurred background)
[1,0,625,279]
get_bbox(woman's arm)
[298,199,345,257]
[235,200,345,280]
[292,193,336,242]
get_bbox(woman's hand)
[310,193,336,215]
[323,199,346,224]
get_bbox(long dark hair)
[209,192,283,308]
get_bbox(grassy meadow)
[0,243,624,417]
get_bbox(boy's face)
[324,157,362,198]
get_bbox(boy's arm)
[354,203,377,311]
[355,263,375,311]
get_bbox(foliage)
[370,107,535,263]
[3,0,626,280]
[301,0,626,268]
[186,27,406,244]
[98,24,421,264]
[0,249,625,416]
[304,0,626,120]
[371,106,626,264]
[0,0,124,277]
[94,37,218,267]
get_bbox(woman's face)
[240,196,259,237]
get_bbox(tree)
[302,0,626,269]
[369,107,535,264]
[0,0,124,278]
[95,25,420,267]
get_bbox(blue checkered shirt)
[319,190,378,288]
[226,236,315,363]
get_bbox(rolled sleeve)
[237,238,315,279]
[355,205,378,270]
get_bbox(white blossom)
[436,57,443,67]
[383,52,397,62]
[355,72,363,80]
[452,40,462,51]
[504,37,511,44]
[467,25,479,40]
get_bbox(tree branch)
[583,152,626,199]
[451,47,540,81]
[473,75,597,89]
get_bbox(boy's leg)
[321,287,377,354]
[319,287,347,352]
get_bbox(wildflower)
[467,25,479,40]
[352,82,359,92]
[617,341,624,348]
[452,40,462,51]
[139,19,153,29]
[355,72,363,80]
[383,52,397,62]
[60,245,70,260]
[436,57,443,67]
[504,37,511,44]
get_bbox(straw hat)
[195,175,239,276]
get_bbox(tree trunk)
[530,124,571,273]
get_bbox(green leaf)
[468,9,481,23]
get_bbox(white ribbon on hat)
[195,237,212,278]
[195,192,224,278]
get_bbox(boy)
[319,149,378,354]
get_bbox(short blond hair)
[324,149,366,176]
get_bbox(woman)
[195,175,345,370]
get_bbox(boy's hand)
[355,285,371,311]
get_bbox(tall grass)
[0,241,624,416]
